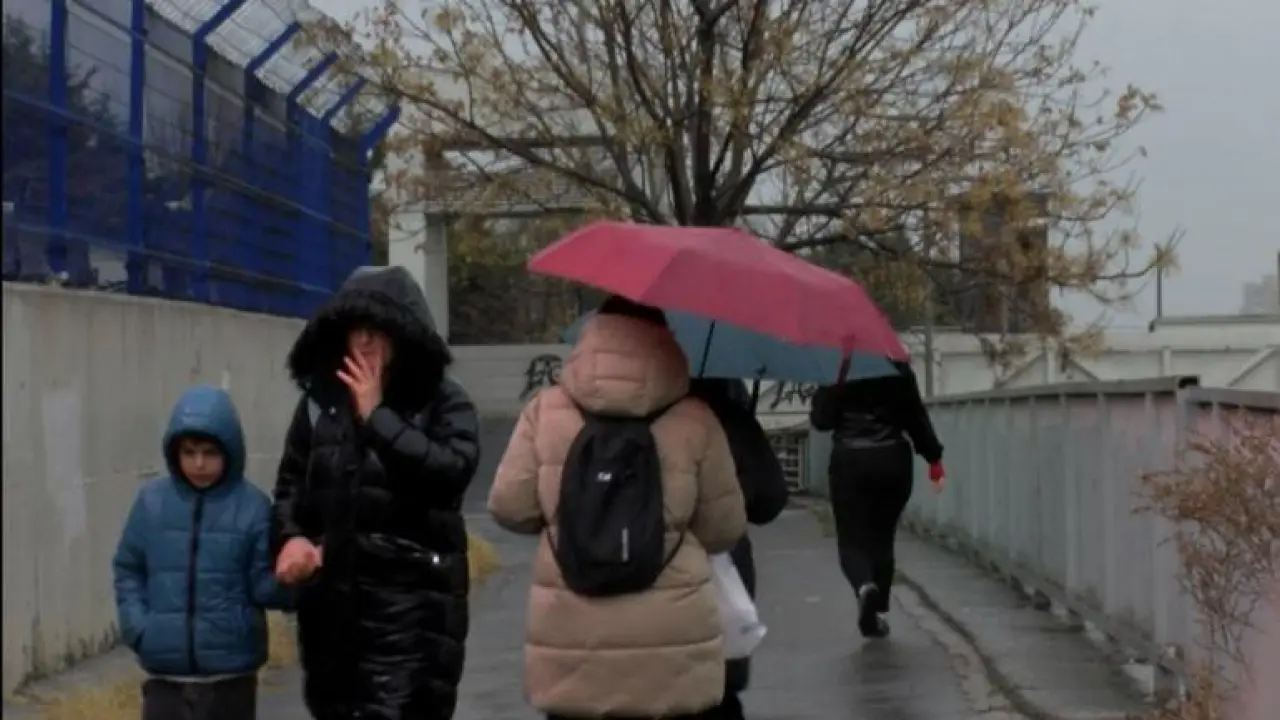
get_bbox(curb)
[891,583,1022,718]
[803,500,1141,720]
[895,563,1062,720]
[896,523,1146,720]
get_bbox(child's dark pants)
[141,675,257,720]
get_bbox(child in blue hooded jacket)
[113,385,292,720]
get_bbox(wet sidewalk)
[893,530,1151,719]
[13,507,1147,719]
[263,509,1019,719]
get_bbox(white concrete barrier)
[0,284,304,693]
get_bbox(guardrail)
[901,377,1280,693]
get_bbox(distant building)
[949,192,1051,334]
[1241,273,1279,314]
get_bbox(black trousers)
[827,442,914,613]
[141,675,257,720]
[715,691,744,720]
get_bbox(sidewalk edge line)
[897,522,1147,720]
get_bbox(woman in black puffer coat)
[270,266,480,720]
[688,379,790,720]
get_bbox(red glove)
[928,460,945,488]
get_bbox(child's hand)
[276,537,322,584]
[337,353,383,420]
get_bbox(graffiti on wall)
[766,382,819,410]
[521,354,564,399]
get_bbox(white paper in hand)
[710,552,767,659]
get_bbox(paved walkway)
[10,504,1148,719]
[263,508,1146,719]
[461,509,987,720]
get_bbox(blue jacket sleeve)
[112,489,150,649]
[247,491,296,611]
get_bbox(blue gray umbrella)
[560,309,900,383]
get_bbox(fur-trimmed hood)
[287,266,452,410]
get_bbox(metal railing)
[2,0,398,317]
[901,378,1280,687]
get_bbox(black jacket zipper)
[186,494,205,675]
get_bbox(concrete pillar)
[388,209,450,340]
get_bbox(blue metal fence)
[1,0,398,317]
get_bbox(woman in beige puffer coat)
[488,297,747,719]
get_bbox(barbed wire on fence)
[1,0,397,318]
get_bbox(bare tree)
[307,0,1176,340]
[1141,412,1280,719]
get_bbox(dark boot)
[857,583,890,638]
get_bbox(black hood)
[287,266,452,410]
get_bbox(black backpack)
[551,402,683,597]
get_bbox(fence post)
[357,105,401,267]
[316,78,365,292]
[321,79,366,127]
[46,0,70,278]
[242,23,299,314]
[126,0,148,293]
[285,51,338,316]
[189,0,248,303]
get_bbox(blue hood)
[162,385,246,485]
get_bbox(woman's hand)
[275,537,322,584]
[928,460,946,493]
[337,353,384,420]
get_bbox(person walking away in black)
[269,265,481,720]
[688,378,790,720]
[808,361,944,639]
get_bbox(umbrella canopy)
[561,310,900,383]
[528,221,908,360]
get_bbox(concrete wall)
[0,284,304,693]
[452,343,568,418]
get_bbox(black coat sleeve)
[808,385,839,431]
[271,396,313,560]
[737,413,790,526]
[711,400,789,527]
[894,365,944,463]
[362,378,480,508]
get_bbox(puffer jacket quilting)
[112,385,290,677]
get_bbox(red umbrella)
[527,221,908,360]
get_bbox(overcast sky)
[1068,0,1278,324]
